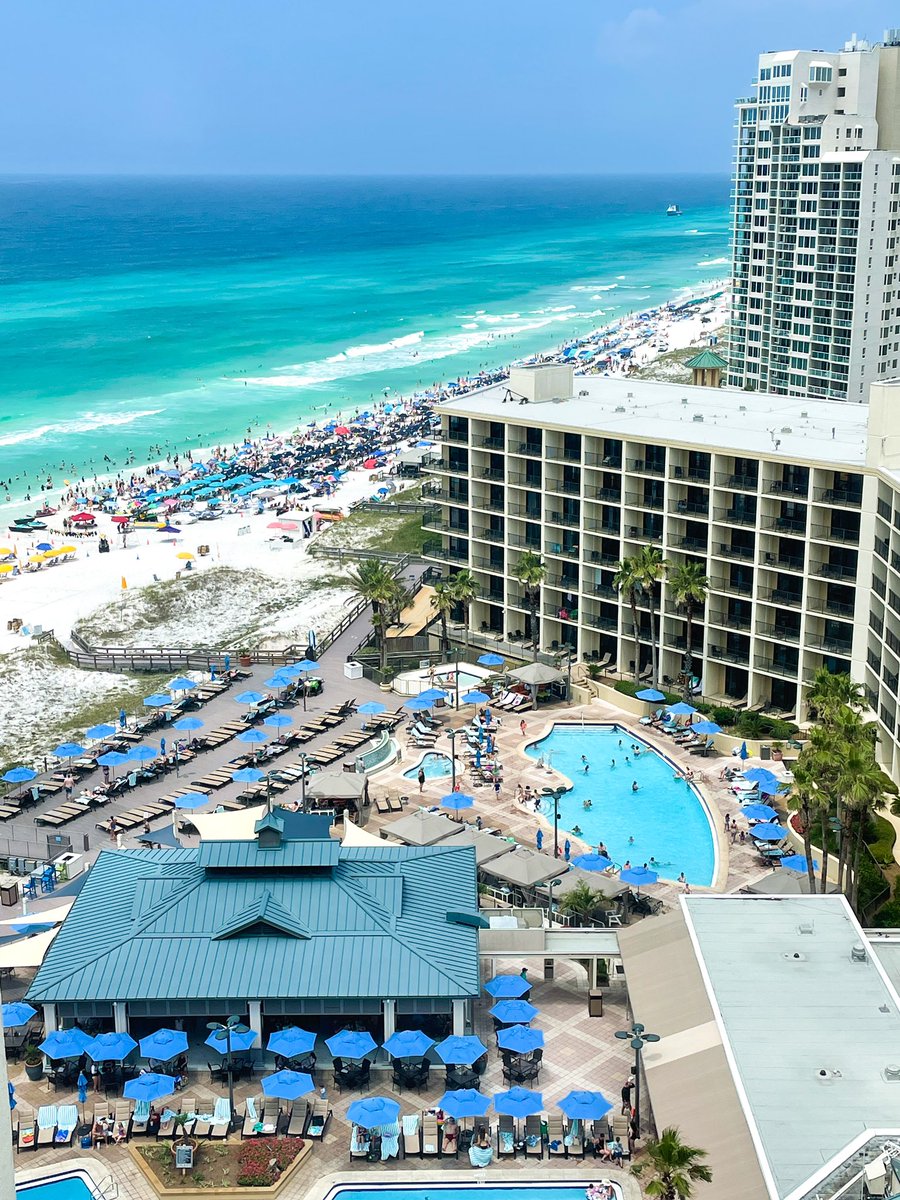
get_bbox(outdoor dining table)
[445,1067,479,1090]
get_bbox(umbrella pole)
[0,993,16,1195]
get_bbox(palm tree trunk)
[373,601,386,673]
[800,802,816,894]
[630,592,640,681]
[850,813,865,912]
[529,591,539,660]
[440,612,449,655]
[836,805,850,893]
[819,809,831,894]
[648,590,659,688]
[683,604,694,701]
[463,602,470,650]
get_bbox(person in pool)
[571,824,583,836]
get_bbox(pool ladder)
[91,1176,119,1200]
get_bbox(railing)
[355,730,394,773]
[355,501,438,515]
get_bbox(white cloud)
[599,7,667,61]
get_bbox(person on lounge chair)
[468,1125,493,1167]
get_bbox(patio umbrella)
[264,675,293,689]
[497,1025,544,1054]
[263,714,293,729]
[484,975,530,999]
[558,1090,612,1120]
[689,721,721,736]
[266,1027,316,1058]
[129,745,158,762]
[346,1096,401,1126]
[124,1073,175,1103]
[382,1029,434,1058]
[477,653,505,668]
[635,688,666,703]
[139,1029,188,1060]
[418,688,449,703]
[292,658,320,672]
[739,741,749,761]
[571,852,613,872]
[85,1031,138,1061]
[620,865,659,887]
[357,701,386,716]
[173,717,204,731]
[743,767,779,787]
[462,690,490,704]
[86,724,117,740]
[52,742,85,759]
[2,767,36,784]
[666,702,696,716]
[77,1073,88,1105]
[781,853,820,873]
[233,767,265,783]
[157,525,181,535]
[261,1070,315,1101]
[758,779,787,797]
[403,697,433,712]
[325,1030,377,1059]
[167,677,196,692]
[142,694,170,708]
[750,823,788,842]
[434,1035,487,1064]
[235,690,266,705]
[441,793,474,812]
[2,1001,36,1028]
[39,1028,92,1059]
[174,793,210,810]
[494,1087,544,1117]
[97,751,130,768]
[489,1000,538,1024]
[237,729,268,744]
[205,1027,256,1054]
[740,803,779,822]
[436,1089,491,1119]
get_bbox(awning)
[0,927,59,970]
[509,662,565,686]
[191,804,267,842]
[382,808,460,846]
[306,769,368,801]
[342,820,397,847]
[480,846,569,887]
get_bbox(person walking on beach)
[63,773,74,801]
[417,767,425,794]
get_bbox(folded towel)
[54,1129,70,1142]
[401,1114,419,1136]
[213,1098,231,1124]
[527,1133,539,1147]
[245,1097,257,1121]
[501,1130,514,1152]
[134,1100,151,1121]
[424,1141,437,1152]
[161,1108,176,1123]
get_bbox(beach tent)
[306,769,368,805]
[480,846,568,889]
[381,808,459,846]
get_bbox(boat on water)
[666,204,682,216]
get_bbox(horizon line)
[0,169,731,181]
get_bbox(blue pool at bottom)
[526,724,715,886]
[403,752,453,781]
[335,1189,612,1200]
[17,1180,94,1200]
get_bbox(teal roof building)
[28,812,481,1055]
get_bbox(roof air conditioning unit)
[884,1064,900,1081]
[801,410,808,417]
[798,922,815,935]
[692,414,704,423]
[615,406,626,413]
[681,398,689,406]
[579,390,589,397]
[851,943,868,962]
[626,392,634,399]
[739,405,747,412]
[780,426,793,433]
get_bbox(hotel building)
[423,363,900,780]
[729,32,900,400]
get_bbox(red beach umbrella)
[110,515,130,524]
[363,458,378,469]
[334,425,350,436]
[70,513,95,523]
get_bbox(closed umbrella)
[261,1070,315,1101]
[325,1030,377,1059]
[382,1029,434,1058]
[434,1035,487,1064]
[77,1073,88,1105]
[124,1073,175,1103]
[739,741,749,761]
[497,1025,544,1054]
[346,1096,401,1126]
[494,1086,544,1116]
[436,1089,491,1119]
[489,1000,538,1024]
[484,975,530,999]
[139,1029,188,1060]
[266,1027,316,1058]
[558,1090,612,1120]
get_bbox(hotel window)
[809,65,833,83]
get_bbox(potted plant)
[170,1113,200,1161]
[23,1045,44,1082]
[770,740,785,762]
[378,667,396,693]
[238,646,253,668]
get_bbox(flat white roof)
[439,374,869,468]
[683,895,900,1199]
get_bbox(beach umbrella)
[742,767,780,788]
[119,708,127,729]
[232,767,265,784]
[205,1026,256,1054]
[235,690,265,705]
[357,701,386,716]
[325,1030,377,1060]
[436,1089,491,1119]
[781,853,820,873]
[739,741,749,761]
[157,524,181,534]
[173,716,204,731]
[266,1027,316,1058]
[666,702,696,716]
[690,721,722,736]
[434,1035,487,1065]
[167,677,196,692]
[142,694,170,708]
[97,751,130,769]
[52,742,85,759]
[418,688,449,703]
[264,675,293,689]
[2,1002,36,1028]
[174,793,210,810]
[39,1028,92,1059]
[124,1073,175,1103]
[750,823,788,842]
[403,697,433,712]
[740,803,779,822]
[346,1096,401,1126]
[536,828,543,851]
[85,1031,138,1061]
[635,688,666,703]
[237,729,268,745]
[139,1028,188,1060]
[176,552,194,561]
[441,793,474,812]
[10,921,54,935]
[382,1029,434,1058]
[462,690,490,705]
[2,767,36,785]
[571,852,613,872]
[86,724,116,740]
[129,745,158,762]
[477,653,505,667]
[558,1090,612,1121]
[620,865,659,887]
[263,714,293,729]
[484,975,530,999]
[494,1087,544,1117]
[261,1070,315,1102]
[77,1073,88,1105]
[489,1000,539,1024]
[758,779,786,797]
[497,1025,544,1054]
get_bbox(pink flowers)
[237,1136,304,1187]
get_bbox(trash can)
[588,989,604,1018]
[0,875,19,907]
[344,661,363,680]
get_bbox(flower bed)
[135,1137,308,1194]
[238,1138,304,1187]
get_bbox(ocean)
[0,175,729,494]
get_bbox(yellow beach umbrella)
[0,548,12,557]
[43,549,63,558]
[176,552,195,561]
[27,555,46,564]
[58,545,76,554]
[0,564,14,574]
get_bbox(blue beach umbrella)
[39,1028,92,1059]
[558,1090,612,1121]
[267,1027,316,1058]
[129,745,158,762]
[489,1000,539,1024]
[758,779,787,797]
[750,823,788,842]
[139,1029,188,1060]
[173,716,204,731]
[781,853,820,873]
[2,767,36,784]
[174,793,210,810]
[484,975,530,999]
[436,1089,491,1119]
[441,793,474,812]
[97,751,130,768]
[124,1073,176,1103]
[262,1070,315,1101]
[11,922,54,935]
[434,1035,487,1065]
[77,1073,87,1105]
[494,1087,544,1117]
[346,1096,401,1127]
[235,690,266,705]
[403,697,433,712]
[232,767,265,783]
[264,675,293,689]
[418,688,449,703]
[635,688,666,702]
[620,865,659,887]
[167,677,196,692]
[572,852,613,872]
[739,741,749,761]
[85,1031,138,1061]
[740,803,779,822]
[743,767,779,787]
[357,701,386,716]
[689,720,721,736]
[86,724,117,740]
[237,729,268,744]
[263,714,293,729]
[497,1025,544,1054]
[292,659,320,672]
[383,1029,434,1058]
[477,653,505,667]
[2,1002,36,1028]
[142,694,170,709]
[205,1026,256,1054]
[666,702,696,716]
[462,690,491,705]
[325,1030,377,1059]
[36,542,52,551]
[53,742,85,759]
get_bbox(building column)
[113,1002,127,1033]
[451,999,467,1037]
[382,999,396,1044]
[248,1000,263,1049]
[42,1003,58,1035]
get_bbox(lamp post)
[614,1020,660,1136]
[299,752,308,813]
[207,1015,250,1125]
[446,728,458,792]
[548,787,565,860]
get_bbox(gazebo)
[381,807,460,846]
[683,347,728,388]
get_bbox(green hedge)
[866,814,897,866]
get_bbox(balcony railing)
[708,644,750,665]
[546,478,582,496]
[754,655,800,678]
[709,575,753,595]
[671,500,710,517]
[514,442,542,458]
[761,553,804,573]
[715,472,759,491]
[473,528,505,543]
[474,434,505,450]
[761,515,807,534]
[810,523,860,545]
[546,511,581,528]
[583,612,619,632]
[625,492,664,511]
[716,543,755,561]
[763,587,803,607]
[546,447,582,463]
[811,561,857,582]
[708,609,751,630]
[765,479,809,497]
[626,459,666,477]
[813,486,862,507]
[806,595,855,618]
[756,622,801,644]
[677,536,708,552]
[714,506,755,526]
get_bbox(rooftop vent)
[626,392,633,400]
[780,426,793,434]
[884,1064,900,1081]
[739,405,747,412]
[851,943,868,963]
[692,414,705,423]
[681,398,689,406]
[801,410,808,418]
[579,390,589,397]
[817,1067,842,1083]
[615,406,626,413]
[783,951,807,961]
[880,1004,891,1014]
[799,921,815,935]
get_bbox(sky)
[2,0,900,175]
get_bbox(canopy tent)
[190,804,267,842]
[438,827,518,865]
[508,662,565,686]
[306,769,368,802]
[480,846,569,888]
[535,866,628,901]
[381,808,460,846]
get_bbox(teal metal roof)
[197,839,341,870]
[27,843,480,1004]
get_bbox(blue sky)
[2,0,899,174]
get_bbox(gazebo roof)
[684,348,728,370]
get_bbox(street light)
[547,787,566,859]
[207,1015,251,1124]
[446,728,459,792]
[614,1020,660,1136]
[299,752,308,813]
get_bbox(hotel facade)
[423,364,900,780]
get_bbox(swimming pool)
[403,751,453,781]
[16,1178,94,1200]
[331,1187,622,1200]
[526,723,716,886]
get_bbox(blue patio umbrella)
[160,737,166,757]
[86,724,117,740]
[53,742,85,759]
[167,677,196,692]
[173,717,204,731]
[129,745,158,762]
[39,1028,92,1059]
[347,1096,401,1126]
[235,690,265,705]
[2,767,36,784]
[750,823,788,842]
[233,767,265,783]
[742,768,780,787]
[139,1029,188,1060]
[205,1026,256,1054]
[572,852,613,872]
[11,922,54,935]
[689,721,721,736]
[741,803,779,822]
[383,1029,435,1058]
[263,714,293,729]
[77,1073,88,1104]
[494,1087,544,1117]
[357,701,386,716]
[436,1089,491,1119]
[434,1035,487,1064]
[441,793,474,811]
[419,688,449,703]
[325,1030,377,1059]
[484,975,530,999]
[403,697,433,712]
[97,751,130,768]
[635,688,666,703]
[462,690,490,705]
[174,792,210,810]
[264,675,293,689]
[119,708,127,728]
[292,659,320,672]
[2,1001,36,1028]
[261,1070,315,1101]
[489,1000,539,1024]
[739,741,749,761]
[36,542,52,551]
[237,729,268,744]
[536,828,543,851]
[558,1090,612,1121]
[758,779,787,797]
[497,1025,544,1054]
[620,865,659,887]
[142,694,171,708]
[266,1027,316,1058]
[477,653,505,667]
[781,853,820,873]
[124,1073,176,1103]
[666,702,696,716]
[85,1031,138,1061]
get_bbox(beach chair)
[378,1120,401,1160]
[286,1099,307,1137]
[54,1104,78,1147]
[36,1105,58,1148]
[241,1096,263,1138]
[114,1100,132,1138]
[610,1114,632,1159]
[524,1113,544,1157]
[17,1105,36,1151]
[565,1117,584,1157]
[496,1112,517,1157]
[193,1107,215,1140]
[350,1124,370,1160]
[546,1113,567,1157]
[304,1095,331,1139]
[156,1106,178,1140]
[421,1113,440,1157]
[210,1098,231,1139]
[131,1099,152,1137]
[402,1113,421,1157]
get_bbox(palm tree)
[346,560,402,676]
[450,569,479,650]
[559,882,603,926]
[637,1126,712,1200]
[635,544,669,688]
[430,581,455,655]
[613,555,642,681]
[514,551,546,660]
[668,560,709,696]
[807,667,865,720]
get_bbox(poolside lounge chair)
[421,1113,440,1156]
[350,1123,370,1160]
[286,1100,307,1137]
[17,1106,36,1151]
[113,1100,132,1136]
[496,1113,517,1157]
[36,1105,57,1148]
[305,1096,331,1139]
[54,1105,78,1147]
[610,1114,632,1159]
[241,1096,263,1138]
[378,1120,401,1160]
[546,1113,567,1157]
[524,1113,544,1157]
[565,1117,584,1157]
[210,1098,232,1139]
[131,1099,151,1136]
[402,1113,420,1157]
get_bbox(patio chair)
[524,1113,544,1157]
[546,1113,567,1157]
[53,1105,77,1148]
[305,1096,331,1139]
[210,1098,231,1139]
[36,1105,58,1148]
[113,1100,132,1137]
[421,1114,440,1156]
[17,1106,36,1151]
[241,1097,265,1138]
[131,1099,152,1137]
[565,1117,585,1157]
[496,1112,517,1157]
[402,1113,421,1157]
[286,1100,307,1137]
[350,1123,370,1160]
[610,1114,633,1159]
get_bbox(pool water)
[526,723,715,886]
[403,751,452,781]
[17,1179,94,1200]
[335,1189,614,1200]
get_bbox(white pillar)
[42,1003,58,1034]
[113,1002,127,1033]
[451,999,467,1037]
[0,994,17,1199]
[248,1000,262,1049]
[382,999,396,1043]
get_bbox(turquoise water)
[16,1179,94,1200]
[335,1190,605,1200]
[526,724,715,886]
[403,751,453,781]
[0,175,729,494]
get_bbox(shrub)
[709,706,738,727]
[237,1136,304,1187]
[865,814,897,866]
[613,680,681,705]
[874,898,900,928]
